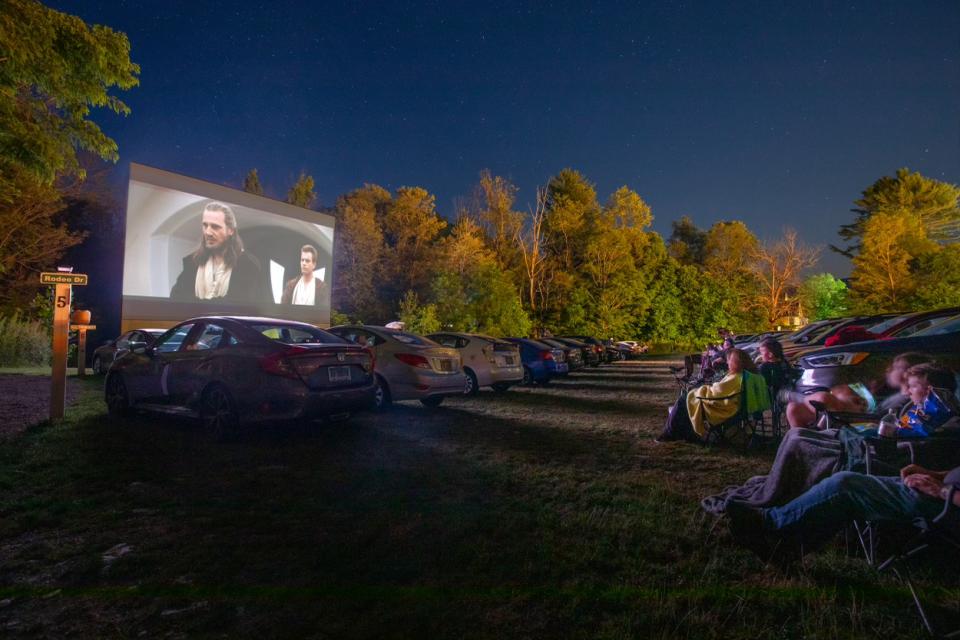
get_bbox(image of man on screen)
[170,202,268,303]
[281,244,326,305]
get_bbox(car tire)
[491,382,511,393]
[201,384,240,440]
[105,372,131,418]
[374,375,392,410]
[463,368,479,396]
[522,366,534,386]
[420,396,444,408]
[92,355,103,375]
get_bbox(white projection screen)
[121,163,335,332]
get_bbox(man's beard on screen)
[190,233,244,270]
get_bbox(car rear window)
[865,314,911,334]
[914,315,960,337]
[250,323,345,345]
[388,331,433,345]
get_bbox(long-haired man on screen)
[170,202,267,303]
[281,244,325,305]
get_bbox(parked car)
[781,316,881,360]
[615,340,649,359]
[504,338,569,385]
[552,337,600,367]
[104,316,376,435]
[427,332,524,394]
[560,335,606,365]
[539,337,584,371]
[795,318,960,393]
[329,325,465,409]
[881,308,960,340]
[92,328,165,374]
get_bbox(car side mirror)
[129,341,150,355]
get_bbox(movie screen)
[122,164,334,329]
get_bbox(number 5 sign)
[40,270,88,421]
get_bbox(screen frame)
[120,162,336,332]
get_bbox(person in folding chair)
[726,463,959,563]
[659,348,769,444]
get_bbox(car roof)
[183,315,323,330]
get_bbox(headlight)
[802,352,870,368]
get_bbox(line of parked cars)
[96,316,633,436]
[735,307,960,393]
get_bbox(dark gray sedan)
[104,316,376,435]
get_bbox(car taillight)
[540,350,554,361]
[594,346,602,353]
[260,347,308,379]
[395,353,431,369]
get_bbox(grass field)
[0,360,958,638]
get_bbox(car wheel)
[201,384,240,440]
[491,382,511,393]
[105,373,131,418]
[374,375,392,410]
[420,396,444,408]
[463,368,479,396]
[92,355,103,375]
[522,366,534,386]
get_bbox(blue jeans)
[763,471,943,543]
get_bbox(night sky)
[51,0,960,275]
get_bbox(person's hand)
[903,473,944,499]
[900,464,934,480]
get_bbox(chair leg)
[891,565,938,637]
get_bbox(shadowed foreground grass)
[0,361,958,638]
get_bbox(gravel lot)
[0,375,82,438]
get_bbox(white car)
[428,332,524,395]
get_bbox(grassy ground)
[0,360,957,638]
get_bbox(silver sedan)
[427,332,524,395]
[329,325,466,409]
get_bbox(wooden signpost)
[40,269,89,421]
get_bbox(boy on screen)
[281,244,325,305]
[170,202,268,303]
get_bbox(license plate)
[438,360,452,372]
[328,366,352,382]
[504,357,514,365]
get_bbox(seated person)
[700,354,948,514]
[782,352,932,429]
[659,349,756,443]
[726,463,959,560]
[757,338,793,390]
[895,363,959,438]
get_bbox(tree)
[333,184,391,321]
[516,187,550,331]
[849,212,931,311]
[909,245,960,309]
[286,172,316,208]
[836,168,960,257]
[381,186,446,301]
[0,0,139,189]
[750,228,821,327]
[0,171,81,309]
[800,273,849,320]
[703,220,759,276]
[667,216,707,265]
[243,168,264,196]
[440,216,495,276]
[398,290,440,335]
[474,170,523,271]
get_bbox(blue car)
[504,338,569,385]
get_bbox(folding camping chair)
[877,467,960,638]
[698,370,772,448]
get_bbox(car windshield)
[388,331,433,346]
[912,314,960,337]
[865,314,911,334]
[251,323,344,344]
